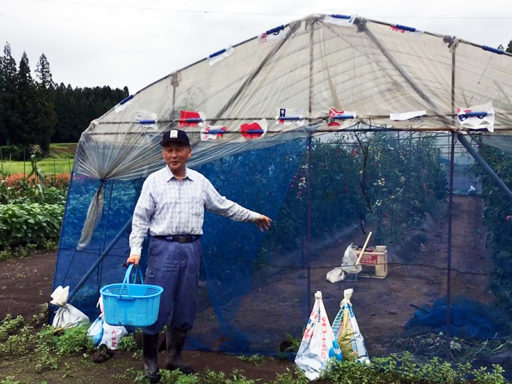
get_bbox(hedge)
[0,203,64,249]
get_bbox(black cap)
[161,129,190,147]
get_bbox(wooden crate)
[355,246,388,279]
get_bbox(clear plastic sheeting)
[53,13,512,377]
[88,15,512,135]
[74,122,164,181]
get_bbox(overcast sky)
[2,0,511,94]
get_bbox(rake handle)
[355,231,373,265]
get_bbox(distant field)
[49,143,77,159]
[0,143,76,175]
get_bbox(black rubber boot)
[143,333,161,383]
[165,329,194,374]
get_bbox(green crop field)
[0,143,76,176]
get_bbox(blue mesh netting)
[53,138,310,352]
[53,131,512,365]
[54,175,144,315]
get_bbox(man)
[126,129,272,382]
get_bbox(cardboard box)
[355,246,388,278]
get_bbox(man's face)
[162,142,192,175]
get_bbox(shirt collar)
[164,166,194,181]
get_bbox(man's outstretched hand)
[255,214,272,232]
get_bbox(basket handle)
[117,265,145,300]
[123,264,145,285]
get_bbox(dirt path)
[0,250,56,320]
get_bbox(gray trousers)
[143,236,201,335]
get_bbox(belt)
[154,234,201,243]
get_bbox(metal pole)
[306,134,312,312]
[446,41,457,360]
[446,132,455,359]
[306,20,314,311]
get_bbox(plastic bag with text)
[89,297,127,350]
[295,291,342,380]
[100,321,128,350]
[331,288,370,364]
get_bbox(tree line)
[0,42,129,159]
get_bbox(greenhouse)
[52,13,512,373]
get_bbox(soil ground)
[0,195,499,382]
[0,249,295,383]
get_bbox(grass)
[0,143,76,175]
[0,158,74,175]
[0,311,510,384]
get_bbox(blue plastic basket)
[100,264,163,327]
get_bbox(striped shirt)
[129,166,260,255]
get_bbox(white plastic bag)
[52,304,89,328]
[87,316,104,346]
[90,295,127,350]
[341,243,361,274]
[100,322,128,350]
[326,243,362,283]
[326,267,345,283]
[295,291,342,380]
[331,288,370,363]
[50,285,69,306]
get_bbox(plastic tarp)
[53,13,512,357]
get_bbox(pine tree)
[35,53,57,152]
[0,42,17,80]
[13,52,37,150]
[0,42,18,146]
[9,52,57,153]
[35,53,54,89]
[33,85,57,152]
